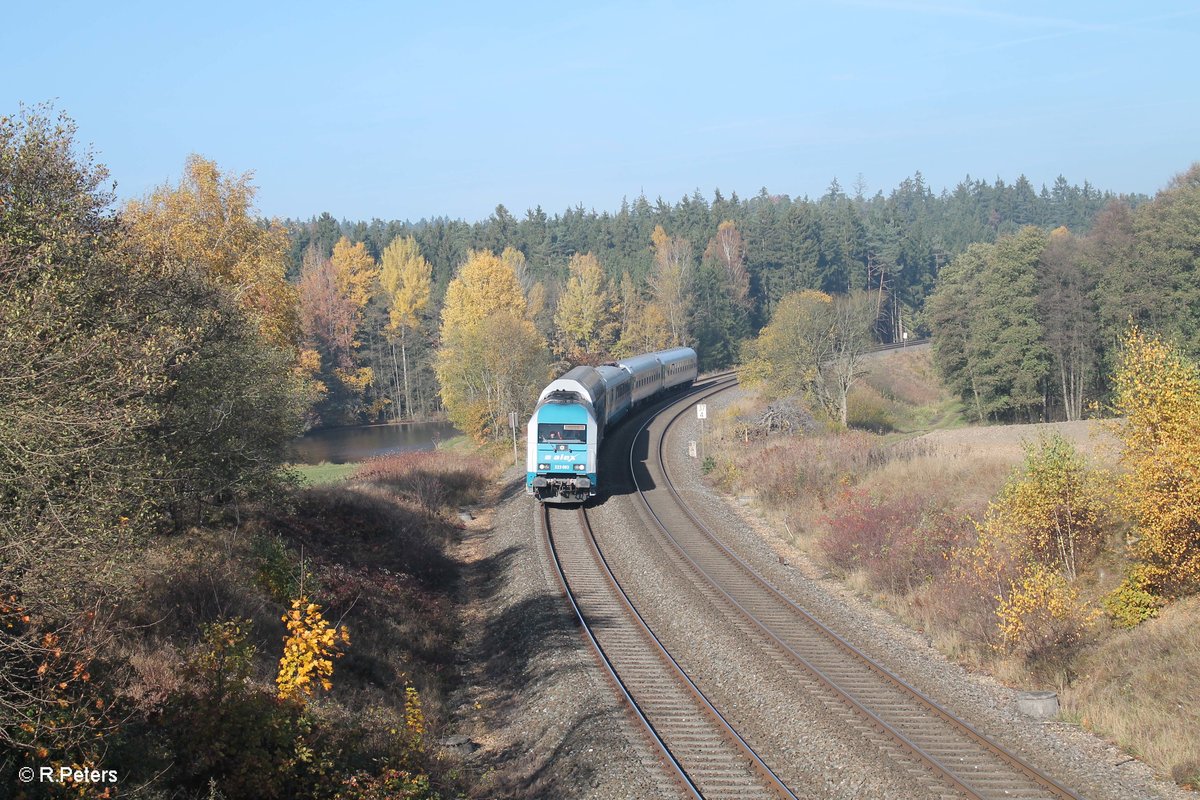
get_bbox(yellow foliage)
[122,154,298,347]
[974,434,1108,580]
[441,250,528,332]
[379,236,432,332]
[1112,326,1200,597]
[996,564,1098,656]
[276,597,350,702]
[554,252,612,358]
[331,237,379,311]
[403,684,426,756]
[436,251,548,441]
[741,290,832,393]
[964,435,1107,652]
[649,225,693,346]
[335,366,375,395]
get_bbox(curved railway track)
[541,373,1088,799]
[540,500,794,799]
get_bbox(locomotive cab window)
[538,423,587,443]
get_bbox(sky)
[4,1,1198,223]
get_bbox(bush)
[995,564,1099,662]
[819,488,970,593]
[252,534,302,603]
[741,431,887,506]
[846,384,899,433]
[1103,565,1164,628]
[354,451,491,511]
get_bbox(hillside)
[706,346,1199,790]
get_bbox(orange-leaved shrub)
[276,597,350,701]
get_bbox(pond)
[289,420,461,465]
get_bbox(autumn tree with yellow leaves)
[118,153,306,519]
[379,236,432,419]
[741,289,875,426]
[649,224,693,347]
[554,252,615,361]
[123,154,299,347]
[435,250,550,441]
[969,435,1107,657]
[298,238,380,423]
[1111,327,1200,600]
[277,597,350,702]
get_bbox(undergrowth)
[17,450,497,799]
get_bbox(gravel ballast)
[449,476,679,800]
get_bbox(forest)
[285,168,1140,428]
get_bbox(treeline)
[927,164,1200,423]
[288,173,1135,425]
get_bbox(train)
[526,347,698,504]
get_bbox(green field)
[289,461,360,486]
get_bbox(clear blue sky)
[4,1,1198,222]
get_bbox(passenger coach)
[526,347,698,503]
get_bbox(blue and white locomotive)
[526,347,698,503]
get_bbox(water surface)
[290,421,460,464]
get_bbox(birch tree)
[742,289,875,426]
[1037,227,1099,421]
[649,224,693,346]
[379,236,432,419]
[554,252,612,360]
[436,250,550,441]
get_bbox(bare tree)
[818,290,878,427]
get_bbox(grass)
[289,461,360,486]
[1064,597,1200,788]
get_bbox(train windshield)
[538,423,587,443]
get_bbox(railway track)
[540,499,794,799]
[540,373,1087,798]
[626,380,1086,800]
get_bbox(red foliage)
[819,487,972,593]
[353,451,490,511]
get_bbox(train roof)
[655,347,697,363]
[595,364,629,384]
[617,353,662,373]
[537,365,605,405]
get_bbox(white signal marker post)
[696,403,707,461]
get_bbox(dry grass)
[1064,597,1200,787]
[862,347,947,408]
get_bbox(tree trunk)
[401,326,412,420]
[389,338,402,422]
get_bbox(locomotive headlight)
[537,463,549,471]
[574,463,587,471]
